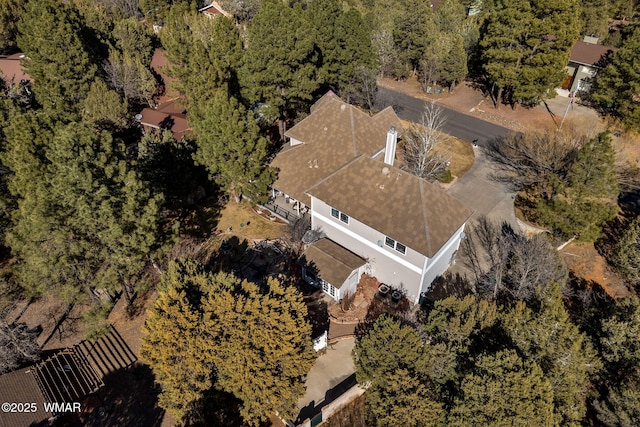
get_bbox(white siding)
[419,223,467,297]
[311,197,426,302]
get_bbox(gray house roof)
[272,91,401,205]
[303,238,365,288]
[307,156,473,258]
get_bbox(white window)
[385,236,407,255]
[330,206,349,224]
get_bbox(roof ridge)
[305,155,364,197]
[284,96,343,138]
[419,179,433,257]
[350,107,357,157]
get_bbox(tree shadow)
[295,373,357,425]
[179,195,225,239]
[73,363,164,427]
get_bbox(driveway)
[446,147,518,228]
[296,338,356,424]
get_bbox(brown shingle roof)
[307,156,473,257]
[569,41,617,67]
[0,368,52,427]
[272,92,401,204]
[139,100,190,140]
[304,238,365,288]
[0,53,30,87]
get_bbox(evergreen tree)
[589,297,640,426]
[161,10,243,120]
[392,0,435,75]
[241,0,318,138]
[204,275,316,425]
[82,79,129,131]
[592,25,640,131]
[354,315,444,427]
[480,0,581,107]
[502,287,601,426]
[2,119,171,303]
[140,260,215,421]
[192,92,275,203]
[580,0,611,38]
[142,260,315,426]
[308,0,376,97]
[0,0,25,48]
[112,17,154,64]
[537,132,619,241]
[448,350,556,426]
[17,0,98,120]
[616,216,640,287]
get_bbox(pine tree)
[2,119,171,303]
[448,350,557,426]
[502,286,601,426]
[17,0,98,120]
[161,10,243,120]
[480,0,581,107]
[192,92,275,203]
[353,315,444,427]
[538,132,619,241]
[0,0,25,48]
[241,0,318,138]
[142,260,315,426]
[308,0,376,97]
[616,216,640,287]
[592,25,640,131]
[392,0,435,75]
[112,17,154,64]
[82,79,129,131]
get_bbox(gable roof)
[199,1,232,18]
[272,92,401,205]
[138,100,190,141]
[303,238,365,288]
[307,156,473,257]
[569,41,617,68]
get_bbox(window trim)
[385,236,395,248]
[385,236,407,255]
[330,206,349,224]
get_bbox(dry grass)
[215,201,287,241]
[399,119,475,178]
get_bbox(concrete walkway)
[296,338,356,424]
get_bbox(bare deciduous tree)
[0,320,41,373]
[372,29,396,78]
[401,102,450,181]
[103,50,156,106]
[485,126,587,196]
[462,216,567,304]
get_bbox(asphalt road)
[376,86,513,146]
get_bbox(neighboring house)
[0,52,30,89]
[137,100,190,141]
[199,1,232,18]
[136,49,191,141]
[564,36,617,93]
[269,92,473,304]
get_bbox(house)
[199,1,232,19]
[136,49,191,141]
[0,52,31,89]
[137,99,190,141]
[269,93,473,304]
[563,36,617,93]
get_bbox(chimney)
[384,127,397,166]
[583,35,599,44]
